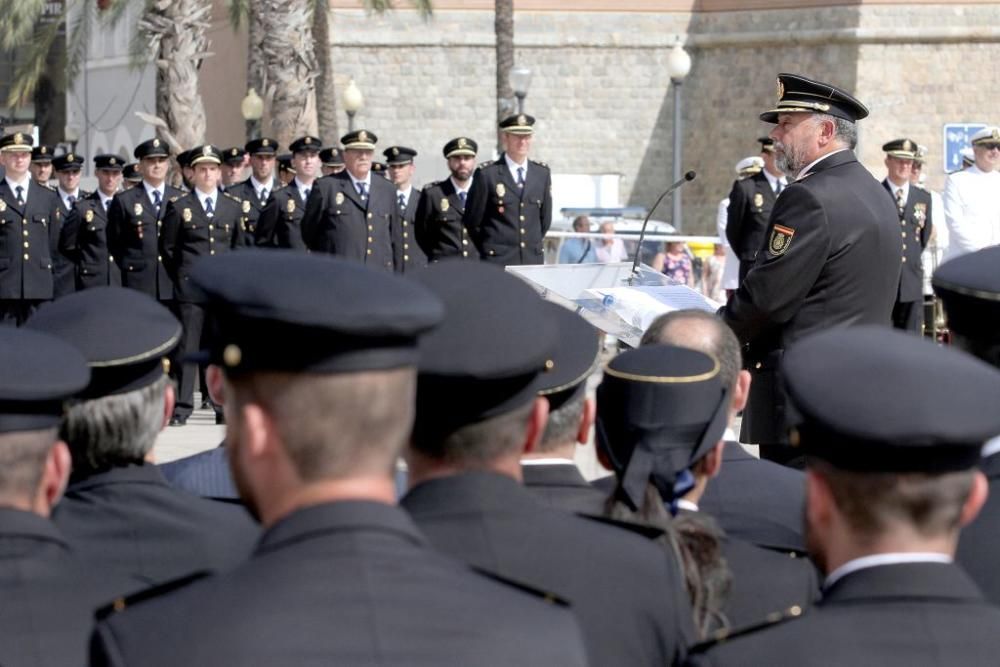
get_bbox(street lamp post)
[509,66,532,114]
[343,79,363,133]
[666,41,692,232]
[241,88,263,141]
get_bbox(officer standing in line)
[385,145,427,271]
[59,154,125,290]
[415,137,479,262]
[301,129,399,271]
[220,147,246,187]
[720,74,901,466]
[160,145,242,427]
[88,251,588,667]
[29,144,54,187]
[725,137,787,284]
[121,163,142,188]
[936,247,1000,604]
[255,136,321,250]
[226,137,279,246]
[462,114,552,266]
[881,138,932,333]
[943,126,1000,260]
[0,326,132,667]
[0,132,63,325]
[107,138,184,304]
[687,326,1000,666]
[52,152,88,297]
[319,146,344,176]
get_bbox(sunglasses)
[978,143,1000,151]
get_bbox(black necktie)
[104,199,110,212]
[398,193,406,212]
[357,182,367,200]
[775,180,784,194]
[67,195,76,208]
[152,190,162,212]
[303,188,310,201]
[205,197,214,217]
[260,188,268,204]
[517,167,525,188]
[15,186,24,206]
[459,191,467,205]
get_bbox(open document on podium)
[584,285,722,341]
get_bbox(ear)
[576,397,596,446]
[206,365,225,405]
[731,370,751,415]
[161,382,176,430]
[240,402,276,462]
[805,468,834,532]
[521,397,550,456]
[959,471,989,527]
[703,442,725,479]
[35,441,72,517]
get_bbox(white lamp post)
[342,79,364,133]
[666,41,692,231]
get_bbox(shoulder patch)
[767,224,796,256]
[689,604,807,654]
[94,571,212,621]
[468,565,570,608]
[478,160,495,169]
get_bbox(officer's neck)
[346,168,369,184]
[260,476,398,528]
[886,177,908,191]
[143,177,165,190]
[407,449,524,487]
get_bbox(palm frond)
[6,18,63,108]
[0,0,48,50]
[64,0,97,84]
[226,0,250,30]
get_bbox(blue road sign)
[943,123,986,173]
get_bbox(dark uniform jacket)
[415,177,477,261]
[721,151,901,445]
[882,180,932,303]
[160,190,241,302]
[725,170,778,283]
[686,562,1000,666]
[957,451,1000,605]
[227,177,279,246]
[462,155,552,266]
[108,183,184,301]
[52,464,258,589]
[159,445,240,503]
[0,508,132,667]
[521,462,608,516]
[394,186,427,272]
[301,172,398,271]
[699,441,806,554]
[677,508,818,628]
[402,471,694,667]
[0,179,61,300]
[89,501,589,667]
[59,192,121,290]
[254,181,310,250]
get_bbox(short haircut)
[813,460,974,542]
[61,375,168,475]
[0,428,58,505]
[539,390,586,452]
[227,368,415,481]
[411,401,534,467]
[572,216,590,232]
[640,309,742,391]
[816,113,858,150]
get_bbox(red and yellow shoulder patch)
[768,224,795,256]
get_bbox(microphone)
[629,171,697,279]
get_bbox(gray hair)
[539,390,587,451]
[60,375,168,474]
[817,113,858,150]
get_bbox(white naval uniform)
[943,165,1000,261]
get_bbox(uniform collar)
[5,174,29,193]
[797,147,851,180]
[824,552,951,590]
[249,175,272,196]
[761,169,786,191]
[143,181,164,200]
[194,187,216,209]
[449,177,470,195]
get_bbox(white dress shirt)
[5,175,30,204]
[943,165,1000,260]
[504,154,528,184]
[824,552,952,590]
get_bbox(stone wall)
[315,3,1000,234]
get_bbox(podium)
[507,262,719,348]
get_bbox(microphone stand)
[628,171,697,285]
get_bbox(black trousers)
[173,302,205,419]
[892,298,922,334]
[0,299,43,326]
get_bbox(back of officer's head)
[26,288,180,477]
[783,327,1000,566]
[933,247,1000,369]
[190,251,442,487]
[410,262,558,469]
[0,328,89,513]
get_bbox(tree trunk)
[494,0,514,155]
[312,0,338,145]
[255,0,318,149]
[140,0,210,156]
[246,1,265,99]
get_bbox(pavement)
[154,395,224,463]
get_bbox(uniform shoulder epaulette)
[222,192,240,202]
[530,159,549,168]
[40,183,55,191]
[469,565,571,608]
[94,571,212,621]
[577,514,666,541]
[477,160,495,170]
[913,182,928,191]
[688,604,807,654]
[80,189,93,198]
[169,195,179,203]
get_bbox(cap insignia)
[231,148,238,156]
[40,146,47,154]
[67,153,75,162]
[458,138,467,148]
[392,147,399,156]
[13,133,23,145]
[359,131,368,142]
[110,157,117,165]
[202,146,212,156]
[223,344,242,368]
[153,139,160,147]
[517,115,527,126]
[993,129,1000,141]
[776,78,785,101]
